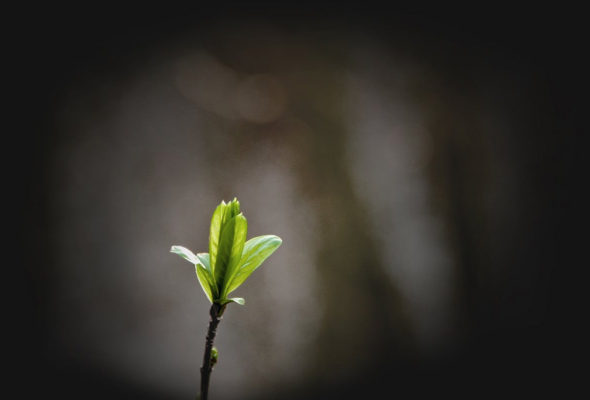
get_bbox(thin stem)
[200,303,226,400]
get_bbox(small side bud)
[211,347,219,368]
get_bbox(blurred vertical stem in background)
[220,30,417,384]
[281,39,416,381]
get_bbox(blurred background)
[10,4,583,399]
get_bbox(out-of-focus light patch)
[52,63,222,397]
[175,52,287,125]
[175,51,239,119]
[346,41,455,355]
[272,116,313,150]
[52,51,321,399]
[234,74,287,123]
[212,146,321,398]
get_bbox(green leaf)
[170,245,199,264]
[196,263,215,303]
[229,297,245,305]
[220,297,245,305]
[215,213,248,296]
[230,198,240,219]
[225,235,282,295]
[196,253,211,273]
[195,253,219,300]
[209,199,241,278]
[222,198,241,228]
[221,214,248,297]
[208,201,227,278]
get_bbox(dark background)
[10,4,583,399]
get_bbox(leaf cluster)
[171,198,282,305]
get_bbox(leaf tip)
[231,297,245,305]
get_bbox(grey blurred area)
[14,7,580,400]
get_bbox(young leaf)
[228,297,245,305]
[196,253,220,300]
[196,263,215,303]
[170,245,200,264]
[196,253,212,272]
[225,235,282,295]
[215,214,248,296]
[229,198,240,219]
[209,201,228,278]
[221,214,248,298]
[221,199,240,229]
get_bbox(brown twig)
[200,303,226,400]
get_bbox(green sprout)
[171,198,282,399]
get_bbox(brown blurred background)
[10,4,583,399]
